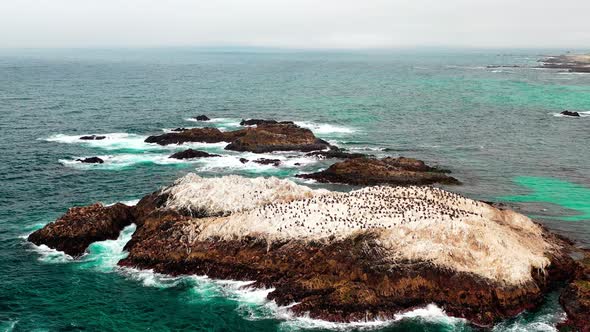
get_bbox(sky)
[1,0,589,49]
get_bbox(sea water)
[1,48,589,331]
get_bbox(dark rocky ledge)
[27,203,134,257]
[297,157,458,186]
[240,119,294,126]
[169,149,220,160]
[79,135,106,140]
[76,157,104,164]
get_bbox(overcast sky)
[1,0,589,49]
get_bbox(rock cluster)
[145,122,332,153]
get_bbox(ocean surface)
[1,48,589,331]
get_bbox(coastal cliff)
[28,174,587,328]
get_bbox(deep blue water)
[1,48,589,331]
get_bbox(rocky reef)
[297,157,459,186]
[145,122,332,153]
[28,174,589,328]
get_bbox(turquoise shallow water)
[1,48,589,331]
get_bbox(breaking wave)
[45,133,228,152]
[295,121,355,135]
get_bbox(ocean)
[1,48,589,331]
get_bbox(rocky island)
[28,173,589,329]
[539,54,590,73]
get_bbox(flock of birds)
[246,185,491,239]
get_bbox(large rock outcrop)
[28,203,134,257]
[145,123,332,153]
[224,123,332,153]
[297,157,459,186]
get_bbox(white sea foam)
[46,133,157,151]
[59,154,194,169]
[46,133,229,153]
[184,117,242,129]
[29,244,74,263]
[121,264,462,330]
[295,121,355,134]
[77,224,137,271]
[277,304,464,331]
[119,199,140,206]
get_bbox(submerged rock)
[252,158,281,166]
[76,157,104,164]
[297,157,458,186]
[305,150,370,159]
[79,135,106,140]
[561,110,581,117]
[28,203,134,257]
[193,115,210,121]
[169,149,220,160]
[486,65,521,69]
[239,158,249,164]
